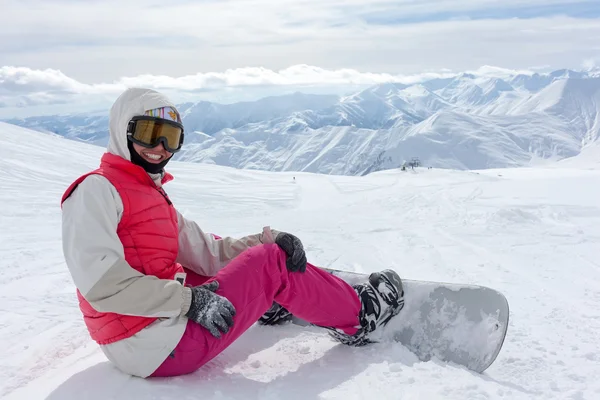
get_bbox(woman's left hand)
[274,232,307,273]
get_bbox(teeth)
[144,153,162,160]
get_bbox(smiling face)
[131,142,173,164]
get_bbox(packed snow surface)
[1,122,599,399]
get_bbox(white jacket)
[61,88,275,377]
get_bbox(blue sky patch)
[359,2,600,25]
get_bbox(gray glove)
[185,281,236,338]
[275,232,307,273]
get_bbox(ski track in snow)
[1,122,600,399]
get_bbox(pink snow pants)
[150,243,361,377]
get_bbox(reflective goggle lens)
[128,117,184,152]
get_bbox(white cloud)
[0,66,90,93]
[581,58,600,73]
[0,62,543,118]
[0,61,564,120]
[0,63,535,103]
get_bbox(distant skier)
[60,88,405,379]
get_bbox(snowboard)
[293,267,510,374]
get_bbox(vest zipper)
[157,187,172,205]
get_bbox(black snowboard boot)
[327,269,405,346]
[258,302,293,325]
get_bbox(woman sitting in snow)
[60,88,405,378]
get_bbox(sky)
[1,0,600,117]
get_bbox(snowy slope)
[4,68,600,175]
[2,123,600,399]
[548,142,600,170]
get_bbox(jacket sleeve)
[175,210,280,276]
[61,174,192,317]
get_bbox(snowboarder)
[60,88,405,378]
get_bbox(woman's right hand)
[185,280,236,338]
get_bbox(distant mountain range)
[4,68,600,175]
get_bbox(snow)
[551,143,600,170]
[2,121,600,399]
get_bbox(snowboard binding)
[327,269,405,346]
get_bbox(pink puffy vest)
[61,152,184,345]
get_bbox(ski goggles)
[126,116,185,153]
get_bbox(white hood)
[107,88,180,161]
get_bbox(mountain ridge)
[3,67,599,175]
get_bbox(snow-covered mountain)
[3,93,339,148]
[4,68,600,175]
[177,92,340,136]
[4,112,110,147]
